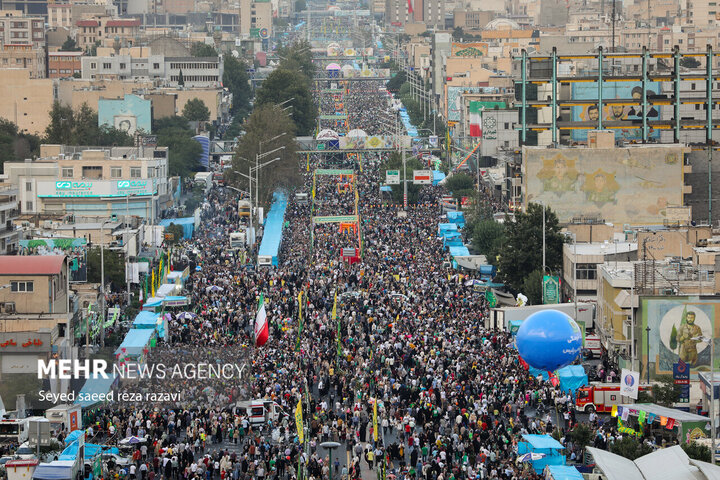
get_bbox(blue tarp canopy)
[449,245,470,257]
[115,329,154,356]
[447,211,465,228]
[545,465,584,480]
[132,311,159,329]
[64,429,83,444]
[159,217,195,239]
[85,444,119,457]
[437,223,458,237]
[557,365,589,393]
[380,186,392,192]
[518,434,566,474]
[32,461,76,480]
[258,192,288,266]
[528,365,588,393]
[74,375,117,408]
[432,170,445,185]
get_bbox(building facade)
[48,51,83,78]
[81,54,222,87]
[0,183,19,255]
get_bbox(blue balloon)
[515,310,582,371]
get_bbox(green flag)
[485,289,497,308]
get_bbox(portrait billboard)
[641,297,720,380]
[523,145,687,225]
[571,81,663,141]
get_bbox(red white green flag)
[469,102,482,137]
[255,293,269,347]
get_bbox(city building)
[48,51,83,78]
[0,183,19,255]
[75,17,141,51]
[0,68,54,134]
[238,0,272,38]
[81,54,222,87]
[0,43,45,77]
[0,255,76,376]
[0,10,44,48]
[2,145,171,221]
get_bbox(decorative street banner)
[542,275,560,304]
[313,215,359,224]
[673,360,690,403]
[316,169,354,175]
[339,135,412,150]
[295,399,304,443]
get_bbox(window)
[90,62,96,69]
[119,63,126,69]
[110,167,122,178]
[153,63,159,69]
[61,167,73,178]
[576,263,597,280]
[10,281,33,292]
[103,62,111,69]
[130,167,141,178]
[25,181,31,192]
[24,201,32,212]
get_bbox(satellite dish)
[231,50,239,58]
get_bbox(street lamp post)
[98,218,114,350]
[319,442,341,480]
[646,326,651,383]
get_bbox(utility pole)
[402,147,407,210]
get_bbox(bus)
[229,231,246,248]
[238,200,251,217]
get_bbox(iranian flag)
[407,0,413,13]
[469,102,482,137]
[254,293,269,347]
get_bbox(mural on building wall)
[19,238,87,283]
[451,42,489,57]
[571,81,662,141]
[642,298,720,378]
[523,146,686,224]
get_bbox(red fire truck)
[575,383,652,413]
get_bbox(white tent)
[347,129,368,138]
[316,129,340,140]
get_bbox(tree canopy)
[0,118,41,173]
[496,203,564,293]
[444,173,475,200]
[60,36,82,52]
[44,102,134,147]
[276,40,315,79]
[255,68,316,135]
[223,55,252,119]
[182,98,211,122]
[382,151,422,204]
[229,104,298,205]
[153,116,202,177]
[87,247,125,288]
[190,42,217,57]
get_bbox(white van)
[237,400,287,427]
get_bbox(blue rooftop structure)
[74,375,118,408]
[518,434,566,473]
[545,465,584,480]
[115,328,154,356]
[258,191,288,266]
[132,311,159,329]
[193,135,210,170]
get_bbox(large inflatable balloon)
[515,310,583,371]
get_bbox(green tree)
[567,423,594,453]
[496,203,564,293]
[44,102,133,146]
[276,40,315,79]
[86,247,125,288]
[223,55,252,118]
[60,36,82,52]
[178,69,185,86]
[164,223,184,245]
[469,219,505,264]
[444,173,475,200]
[190,42,217,57]
[521,269,544,305]
[670,324,678,351]
[636,375,681,407]
[229,104,298,206]
[182,98,211,122]
[45,101,75,145]
[0,118,40,171]
[386,71,407,93]
[153,116,202,177]
[255,68,316,135]
[681,441,712,462]
[609,436,654,460]
[381,151,423,204]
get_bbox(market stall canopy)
[454,255,488,270]
[585,445,720,480]
[326,63,341,70]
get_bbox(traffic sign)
[386,170,400,185]
[413,170,432,184]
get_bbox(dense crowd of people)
[67,78,638,480]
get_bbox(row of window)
[169,63,218,70]
[90,62,161,70]
[61,167,159,178]
[49,69,80,74]
[10,281,33,292]
[170,75,218,82]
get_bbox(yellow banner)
[373,398,378,441]
[295,399,304,443]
